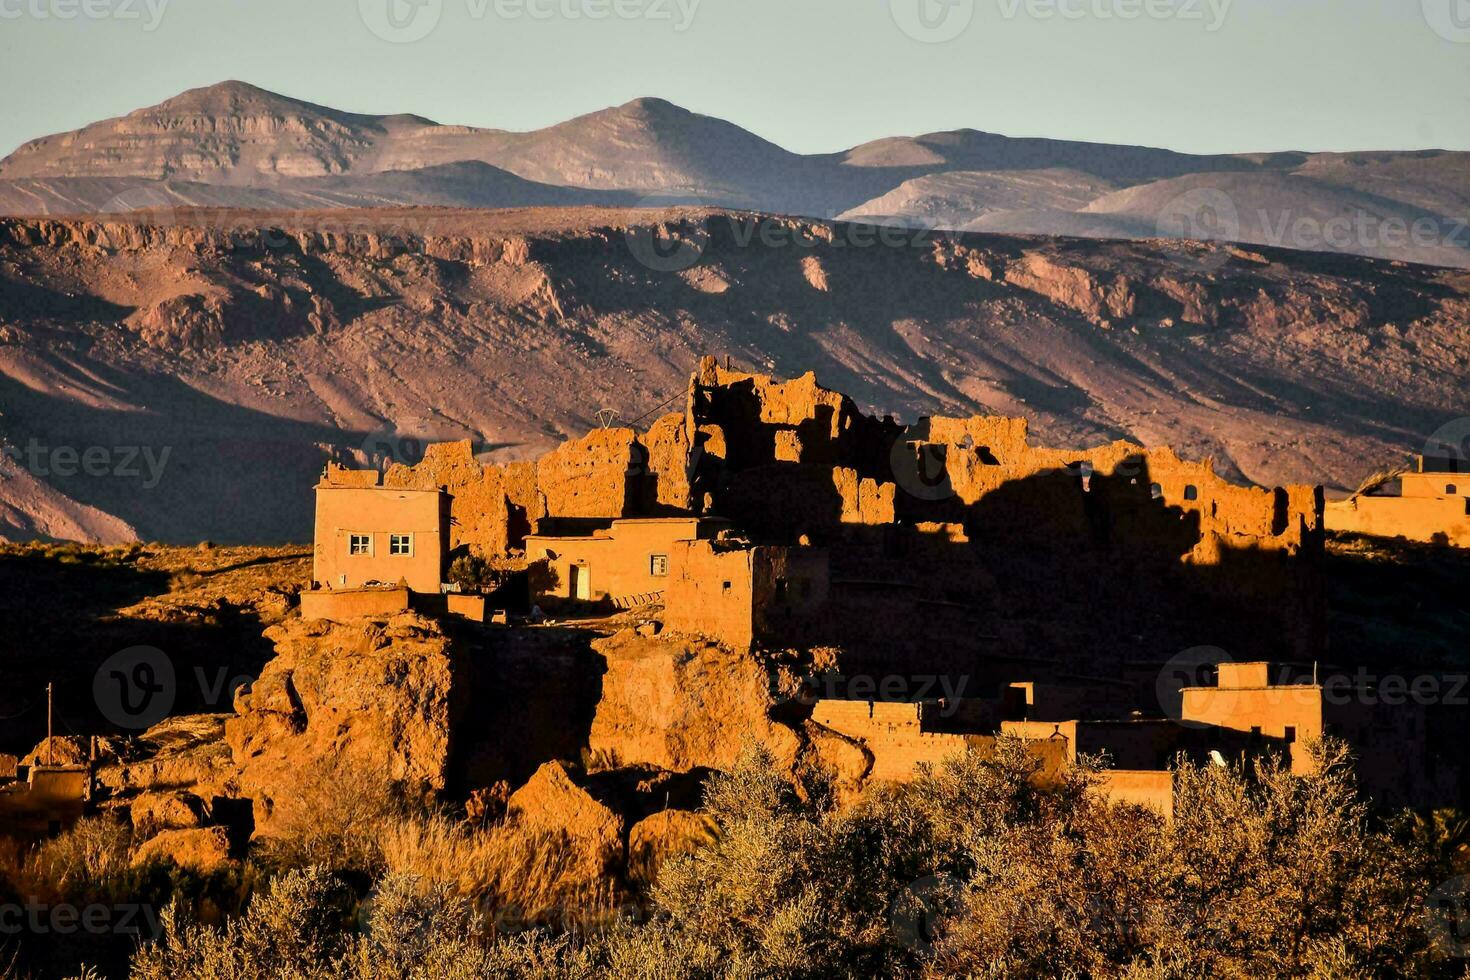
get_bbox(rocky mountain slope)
[3,82,1467,267]
[0,206,1466,544]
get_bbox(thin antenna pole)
[46,683,53,767]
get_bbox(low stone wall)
[1094,769,1174,820]
[1326,496,1470,547]
[299,587,411,621]
[446,593,486,622]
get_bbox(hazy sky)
[1,0,1467,158]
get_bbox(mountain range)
[2,81,1467,268]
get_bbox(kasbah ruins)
[5,356,1466,868]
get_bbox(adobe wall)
[1402,472,1467,499]
[1325,495,1470,548]
[664,541,756,649]
[810,700,976,782]
[1094,770,1174,820]
[524,535,614,603]
[1180,685,1323,773]
[299,587,411,621]
[526,518,708,606]
[810,700,1069,784]
[384,441,540,557]
[383,416,697,559]
[751,545,831,647]
[313,483,447,593]
[349,358,1327,666]
[446,593,486,622]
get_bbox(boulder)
[507,762,624,879]
[587,631,801,774]
[96,715,234,799]
[21,736,90,768]
[628,809,711,883]
[132,826,233,873]
[225,612,457,837]
[130,791,207,836]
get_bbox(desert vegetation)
[5,738,1465,979]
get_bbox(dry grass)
[259,757,618,932]
[379,812,617,931]
[1349,466,1407,500]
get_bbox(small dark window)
[1447,484,1458,495]
[1183,485,1199,501]
[722,581,732,593]
[1250,725,1262,737]
[1284,726,1296,744]
[1150,483,1163,500]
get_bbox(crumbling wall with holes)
[365,356,1325,660]
[810,700,1071,785]
[380,415,697,557]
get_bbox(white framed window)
[349,534,372,556]
[390,533,414,556]
[650,554,669,577]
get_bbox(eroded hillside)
[1,206,1467,542]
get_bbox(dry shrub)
[5,816,135,903]
[257,757,405,876]
[379,811,618,932]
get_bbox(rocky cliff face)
[1,207,1467,543]
[225,613,459,833]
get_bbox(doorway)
[570,563,591,601]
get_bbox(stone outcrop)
[587,630,801,774]
[225,612,458,833]
[628,809,710,882]
[129,791,208,837]
[132,826,234,874]
[506,761,624,879]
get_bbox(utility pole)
[46,682,53,767]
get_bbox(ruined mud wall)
[381,415,696,557]
[372,359,1324,661]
